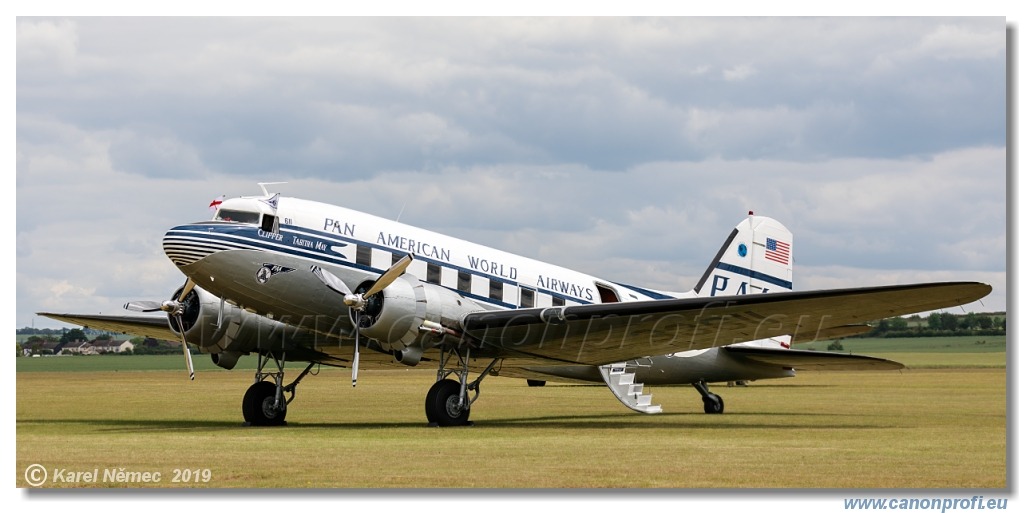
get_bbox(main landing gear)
[692,380,725,414]
[425,347,500,427]
[242,352,316,426]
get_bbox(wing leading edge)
[461,282,991,366]
[37,313,178,342]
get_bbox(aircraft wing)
[461,282,990,366]
[37,313,179,342]
[724,346,904,370]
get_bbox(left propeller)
[124,278,197,380]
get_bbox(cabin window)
[427,263,441,284]
[457,271,471,293]
[552,296,565,307]
[489,279,503,301]
[215,209,261,225]
[520,288,535,308]
[356,245,373,267]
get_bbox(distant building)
[22,340,62,355]
[89,339,135,354]
[60,340,95,355]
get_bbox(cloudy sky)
[15,17,1008,330]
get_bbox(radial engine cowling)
[354,275,484,356]
[169,285,322,363]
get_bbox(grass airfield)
[16,350,1006,489]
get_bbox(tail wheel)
[243,380,287,426]
[702,393,725,414]
[425,379,470,427]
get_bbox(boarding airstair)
[598,362,663,414]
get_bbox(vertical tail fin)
[693,212,793,298]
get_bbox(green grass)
[876,352,1006,369]
[799,335,1006,353]
[16,366,1006,489]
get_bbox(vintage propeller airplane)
[40,185,991,426]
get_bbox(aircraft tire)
[526,379,547,387]
[425,379,470,427]
[242,380,287,426]
[702,393,725,414]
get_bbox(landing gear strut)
[425,347,499,427]
[242,352,316,426]
[692,380,725,414]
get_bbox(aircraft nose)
[163,224,208,267]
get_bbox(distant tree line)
[858,312,1006,338]
[20,328,91,347]
[130,337,192,355]
[18,327,71,336]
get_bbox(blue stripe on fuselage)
[168,224,350,265]
[612,282,676,300]
[714,262,793,290]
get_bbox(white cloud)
[16,19,79,74]
[916,23,1006,60]
[722,64,756,82]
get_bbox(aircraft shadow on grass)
[18,412,890,432]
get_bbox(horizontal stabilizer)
[726,346,905,371]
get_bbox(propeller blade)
[173,316,195,381]
[177,278,196,302]
[352,311,361,387]
[311,265,353,296]
[124,301,164,313]
[364,253,414,297]
[351,337,360,387]
[183,339,195,381]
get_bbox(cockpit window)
[215,209,261,224]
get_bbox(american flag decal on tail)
[765,237,790,265]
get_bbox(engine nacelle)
[169,285,323,357]
[355,274,485,355]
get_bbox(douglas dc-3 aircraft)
[41,185,991,426]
